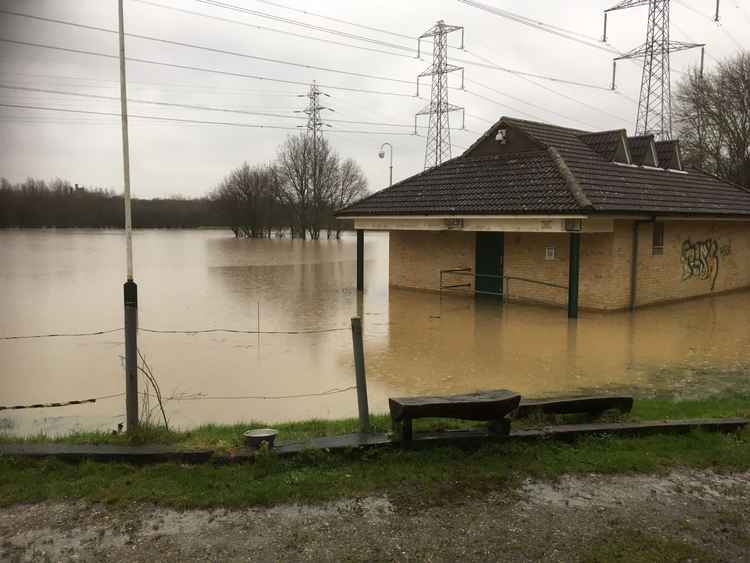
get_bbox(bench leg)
[488,418,511,437]
[401,418,413,445]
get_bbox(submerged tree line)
[1,133,367,237]
[0,178,225,229]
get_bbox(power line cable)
[255,0,415,40]
[137,0,615,92]
[1,102,468,149]
[0,83,438,129]
[465,113,496,125]
[459,89,539,122]
[0,9,416,87]
[466,49,632,124]
[191,0,416,54]
[0,37,417,98]
[0,85,480,132]
[674,0,745,49]
[137,0,619,92]
[457,50,612,91]
[465,78,600,129]
[458,0,623,55]
[0,102,447,141]
[0,70,322,97]
[671,21,719,64]
[131,0,416,60]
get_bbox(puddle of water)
[1,229,749,436]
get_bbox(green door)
[475,232,504,295]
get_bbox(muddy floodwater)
[2,229,750,436]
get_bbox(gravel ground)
[1,469,749,562]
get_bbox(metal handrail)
[439,267,568,298]
[440,267,504,298]
[504,276,568,291]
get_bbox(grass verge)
[0,429,748,509]
[0,394,748,509]
[3,393,749,450]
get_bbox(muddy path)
[1,469,749,562]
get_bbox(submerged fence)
[0,318,370,431]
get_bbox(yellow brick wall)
[389,230,475,292]
[502,232,620,310]
[621,219,750,307]
[502,232,569,306]
[387,220,750,310]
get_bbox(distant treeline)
[1,132,366,237]
[0,178,226,229]
[0,176,357,233]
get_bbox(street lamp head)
[378,150,385,159]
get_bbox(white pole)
[118,0,133,280]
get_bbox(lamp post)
[378,142,393,186]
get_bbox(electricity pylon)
[297,80,333,146]
[415,20,465,169]
[296,81,333,226]
[604,0,704,140]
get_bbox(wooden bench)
[514,395,634,420]
[389,389,521,445]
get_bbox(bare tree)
[328,158,368,238]
[211,163,277,238]
[275,133,339,239]
[675,51,750,188]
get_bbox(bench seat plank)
[515,395,634,419]
[389,389,521,422]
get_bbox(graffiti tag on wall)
[681,238,719,290]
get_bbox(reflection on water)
[1,229,749,436]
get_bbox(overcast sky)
[0,0,747,198]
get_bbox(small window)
[652,223,664,255]
[545,246,557,261]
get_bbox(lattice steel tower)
[296,81,332,205]
[297,81,332,144]
[604,0,703,140]
[415,20,465,169]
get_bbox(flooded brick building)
[339,117,750,316]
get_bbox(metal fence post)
[350,316,370,433]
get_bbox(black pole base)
[124,279,138,307]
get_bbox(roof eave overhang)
[340,213,590,220]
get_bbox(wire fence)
[0,325,349,341]
[0,386,358,412]
[0,328,123,341]
[0,323,358,413]
[0,393,125,412]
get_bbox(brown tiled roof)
[338,116,750,217]
[627,135,656,165]
[339,150,579,216]
[576,130,626,161]
[655,140,680,169]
